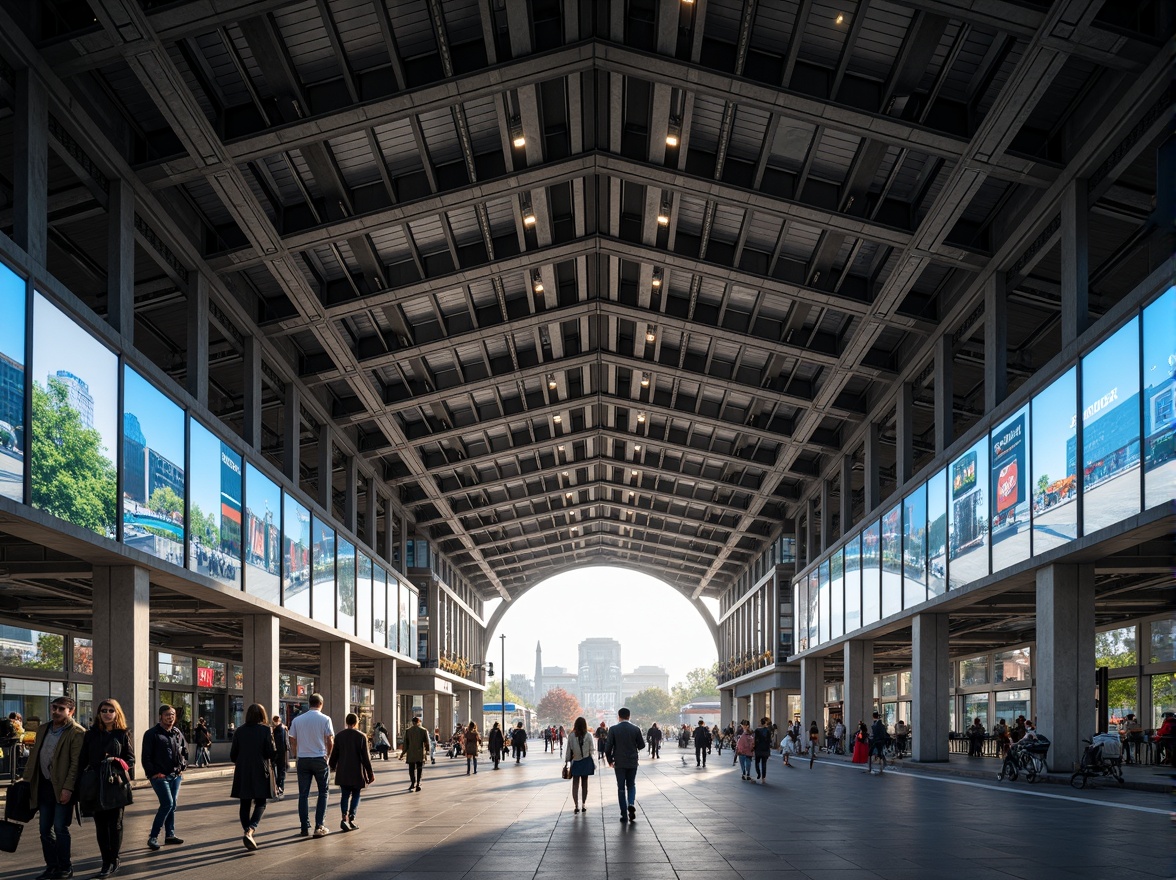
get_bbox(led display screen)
[829,549,844,639]
[122,366,185,566]
[356,552,373,643]
[818,560,830,644]
[990,405,1030,567]
[861,520,881,626]
[843,534,861,632]
[337,537,355,636]
[807,569,819,649]
[373,566,388,649]
[188,420,241,587]
[243,464,281,603]
[881,503,902,618]
[398,577,411,654]
[311,515,336,627]
[407,585,419,661]
[1082,318,1140,532]
[1142,287,1175,509]
[903,483,927,608]
[283,496,310,616]
[949,439,989,589]
[0,264,26,503]
[1032,368,1077,552]
[927,468,947,595]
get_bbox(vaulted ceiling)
[3,0,1169,603]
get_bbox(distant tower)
[534,641,543,703]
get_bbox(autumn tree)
[626,687,675,727]
[670,663,719,708]
[536,687,583,726]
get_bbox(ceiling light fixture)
[835,13,845,24]
[562,470,569,477]
[533,271,544,294]
[553,414,562,423]
[547,373,557,390]
[566,491,574,498]
[558,444,565,451]
[665,116,682,148]
[656,192,672,226]
[521,194,537,226]
[634,444,642,451]
[631,469,638,476]
[651,268,662,288]
[637,412,647,423]
[640,372,650,388]
[646,325,657,343]
[509,115,526,148]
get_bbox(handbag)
[560,764,571,780]
[0,819,22,853]
[4,780,36,823]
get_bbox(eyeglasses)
[99,707,117,714]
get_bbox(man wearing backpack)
[510,721,528,762]
[692,718,712,767]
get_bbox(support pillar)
[799,657,824,731]
[374,659,397,733]
[91,566,150,745]
[365,476,379,549]
[806,497,817,562]
[318,641,351,727]
[896,383,914,485]
[317,425,333,512]
[840,455,853,537]
[14,68,48,265]
[186,275,209,407]
[769,688,787,724]
[751,691,768,724]
[934,334,954,454]
[106,178,135,341]
[819,479,832,552]
[243,335,263,451]
[466,688,484,728]
[422,694,438,733]
[912,612,951,762]
[720,689,736,728]
[843,639,874,731]
[863,423,880,513]
[1060,178,1089,346]
[439,694,455,731]
[242,614,279,722]
[283,383,301,483]
[1036,564,1095,772]
[984,273,1008,412]
[344,455,358,534]
[738,695,752,724]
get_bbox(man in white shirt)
[288,693,335,838]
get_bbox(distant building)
[679,700,721,728]
[52,370,94,430]
[0,351,24,444]
[508,673,534,705]
[622,665,670,700]
[123,413,147,503]
[578,637,622,713]
[537,665,578,703]
[147,447,184,500]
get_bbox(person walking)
[808,720,820,757]
[781,729,798,767]
[605,707,645,824]
[851,722,869,764]
[543,727,552,753]
[646,722,662,759]
[288,693,335,838]
[141,704,188,851]
[399,716,430,791]
[431,727,440,764]
[557,725,565,751]
[487,721,505,770]
[510,721,528,762]
[753,716,773,785]
[270,715,290,797]
[967,717,985,758]
[463,722,482,774]
[192,718,212,768]
[372,723,391,761]
[692,718,712,767]
[23,696,86,880]
[868,711,889,774]
[564,716,596,813]
[329,713,374,832]
[712,724,724,756]
[594,721,608,760]
[735,720,755,780]
[79,698,135,879]
[230,703,276,851]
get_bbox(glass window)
[398,578,411,654]
[337,537,356,636]
[990,405,1031,567]
[0,263,26,503]
[881,673,898,697]
[861,521,881,625]
[1082,318,1141,533]
[807,570,819,647]
[72,637,93,675]
[0,626,64,670]
[844,534,861,632]
[818,561,830,644]
[963,693,989,728]
[948,439,989,589]
[948,697,956,734]
[1151,619,1176,664]
[899,670,911,696]
[283,496,310,616]
[196,693,223,741]
[1143,287,1176,509]
[311,515,335,627]
[244,465,281,603]
[1032,368,1078,552]
[959,655,988,686]
[157,689,194,739]
[795,579,807,652]
[373,566,388,648]
[993,648,1031,683]
[1109,678,1138,728]
[881,504,902,617]
[927,469,947,596]
[408,586,419,661]
[121,367,185,566]
[32,293,118,537]
[188,420,242,588]
[232,664,243,690]
[1151,674,1175,729]
[195,659,226,689]
[902,484,927,609]
[829,550,844,639]
[994,690,1030,726]
[356,552,373,642]
[158,652,193,685]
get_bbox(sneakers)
[627,805,636,821]
[347,820,358,831]
[340,820,351,833]
[312,825,330,838]
[164,836,184,845]
[414,785,421,791]
[243,829,258,851]
[299,828,310,837]
[147,837,161,851]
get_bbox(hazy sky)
[483,566,720,690]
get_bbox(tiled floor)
[4,745,1172,879]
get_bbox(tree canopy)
[536,687,583,726]
[484,680,524,707]
[670,663,720,708]
[626,687,676,727]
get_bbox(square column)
[375,659,397,733]
[242,614,279,720]
[466,688,484,728]
[912,613,951,762]
[751,692,768,723]
[439,694,455,731]
[91,566,150,743]
[319,640,351,727]
[422,694,438,732]
[843,640,874,731]
[738,695,751,724]
[1036,564,1095,771]
[800,657,824,731]
[720,689,736,728]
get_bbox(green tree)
[671,663,720,709]
[1036,474,1050,496]
[626,687,675,727]
[1096,629,1138,721]
[536,687,583,726]
[149,486,183,518]
[30,378,117,535]
[189,503,218,547]
[484,680,523,707]
[27,632,64,670]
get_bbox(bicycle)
[997,737,1049,783]
[1070,736,1124,789]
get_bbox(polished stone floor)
[4,743,1173,880]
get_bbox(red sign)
[196,666,215,688]
[996,462,1019,513]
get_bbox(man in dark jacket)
[140,704,188,850]
[192,718,212,767]
[869,711,889,775]
[605,707,645,824]
[693,719,712,767]
[271,715,290,796]
[23,696,86,880]
[646,722,662,759]
[487,722,505,770]
[510,722,527,762]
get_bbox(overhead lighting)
[656,210,670,226]
[634,444,642,451]
[553,414,562,423]
[665,116,682,148]
[628,491,635,498]
[547,373,557,390]
[640,372,650,388]
[571,526,578,532]
[523,211,537,227]
[645,325,657,343]
[835,13,845,25]
[509,115,525,148]
[637,412,646,423]
[562,470,569,477]
[558,444,565,451]
[631,469,638,476]
[651,268,663,288]
[533,271,544,294]
[566,491,574,499]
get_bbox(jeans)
[238,798,266,831]
[466,755,478,773]
[37,777,72,871]
[407,761,423,786]
[650,741,660,758]
[195,745,211,766]
[296,756,330,830]
[754,755,769,779]
[738,754,752,776]
[695,744,707,765]
[274,755,288,793]
[339,786,361,819]
[149,774,182,838]
[614,766,637,816]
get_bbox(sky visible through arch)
[483,566,720,692]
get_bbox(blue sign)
[483,703,516,712]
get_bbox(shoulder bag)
[4,779,36,823]
[569,735,596,776]
[0,819,22,853]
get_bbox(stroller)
[1070,733,1124,788]
[997,734,1050,783]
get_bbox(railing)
[717,651,775,684]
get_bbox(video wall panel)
[902,484,927,608]
[881,503,902,618]
[844,534,861,632]
[357,552,373,643]
[122,367,185,566]
[283,496,310,616]
[337,537,356,636]
[31,293,118,537]
[244,465,281,603]
[407,585,419,659]
[861,520,880,626]
[373,566,388,649]
[818,560,831,644]
[397,577,411,654]
[311,515,336,627]
[188,420,241,587]
[1082,318,1141,533]
[927,468,947,595]
[0,264,26,503]
[1032,368,1077,553]
[991,405,1030,567]
[830,550,844,639]
[1143,287,1176,509]
[948,439,989,589]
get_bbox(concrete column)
[934,334,954,454]
[819,479,832,552]
[106,178,135,341]
[365,476,379,549]
[769,688,786,723]
[439,694,455,731]
[806,497,818,562]
[318,640,351,728]
[843,639,874,731]
[738,695,752,724]
[344,455,358,534]
[1060,178,1089,346]
[800,657,824,731]
[751,691,768,724]
[317,425,333,512]
[242,614,279,720]
[243,335,263,451]
[374,658,397,733]
[466,688,484,728]
[911,613,951,762]
[720,689,736,728]
[863,423,880,514]
[896,383,914,485]
[186,275,209,407]
[984,272,1008,412]
[283,383,301,483]
[422,694,438,733]
[1036,563,1095,772]
[14,68,48,265]
[91,566,150,745]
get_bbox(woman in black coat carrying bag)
[230,703,276,851]
[329,713,374,832]
[79,698,136,878]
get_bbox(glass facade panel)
[818,561,830,644]
[73,637,93,675]
[310,515,335,627]
[959,656,988,687]
[337,537,356,636]
[32,293,118,537]
[844,534,860,632]
[1152,673,1176,728]
[1143,286,1176,509]
[899,671,911,696]
[990,405,1031,566]
[0,264,26,503]
[243,464,281,603]
[1109,678,1137,727]
[196,659,226,689]
[948,439,989,589]
[829,550,844,639]
[881,504,902,617]
[356,553,373,642]
[407,586,419,662]
[373,566,388,649]
[927,469,947,595]
[122,367,185,566]
[994,690,1030,725]
[398,578,411,654]
[861,521,881,626]
[881,673,898,697]
[963,693,989,728]
[993,648,1031,683]
[188,420,241,587]
[794,580,806,652]
[158,652,193,685]
[282,495,310,615]
[902,484,927,608]
[807,570,819,648]
[0,626,64,670]
[1151,619,1175,663]
[1082,318,1141,532]
[1032,368,1078,552]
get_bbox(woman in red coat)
[851,721,870,764]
